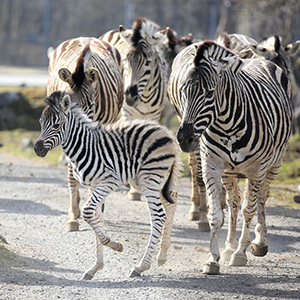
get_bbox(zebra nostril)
[187,137,194,144]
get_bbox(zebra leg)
[220,176,241,264]
[157,191,178,266]
[188,152,201,221]
[230,179,261,266]
[66,162,81,232]
[130,188,165,277]
[128,185,142,201]
[82,188,123,279]
[82,235,104,280]
[202,160,224,275]
[250,164,280,257]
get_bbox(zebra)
[101,17,168,122]
[47,37,124,232]
[170,40,292,274]
[34,91,180,279]
[167,41,215,231]
[216,32,300,76]
[101,18,169,201]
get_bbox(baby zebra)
[34,91,180,279]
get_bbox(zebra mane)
[72,43,91,87]
[194,41,237,67]
[44,91,64,111]
[131,17,160,48]
[215,32,231,50]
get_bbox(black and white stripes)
[169,40,292,274]
[101,18,168,121]
[35,91,180,279]
[47,37,124,232]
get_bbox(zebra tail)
[162,152,182,204]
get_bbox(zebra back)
[101,18,168,121]
[47,37,124,124]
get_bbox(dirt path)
[0,154,300,300]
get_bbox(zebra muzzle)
[176,123,198,153]
[34,140,49,157]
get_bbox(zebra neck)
[61,110,101,160]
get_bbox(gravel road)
[0,153,300,300]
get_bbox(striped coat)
[171,40,292,274]
[34,91,180,279]
[47,37,124,232]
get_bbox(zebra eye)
[206,90,214,98]
[53,123,60,129]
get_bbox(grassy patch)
[0,129,61,163]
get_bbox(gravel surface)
[0,153,300,300]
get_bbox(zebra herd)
[34,17,299,279]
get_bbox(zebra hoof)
[229,253,247,266]
[250,242,268,257]
[82,272,93,280]
[158,259,167,266]
[129,268,141,277]
[128,191,141,201]
[66,220,79,232]
[117,243,124,252]
[202,262,220,275]
[220,248,235,264]
[198,222,210,232]
[188,210,200,221]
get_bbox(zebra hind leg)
[157,190,177,266]
[250,165,280,257]
[130,188,165,277]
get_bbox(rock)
[0,91,42,130]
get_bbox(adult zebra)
[34,91,180,279]
[47,37,124,231]
[101,17,168,122]
[101,18,169,201]
[170,40,292,274]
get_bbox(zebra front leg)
[66,162,81,232]
[82,232,104,280]
[202,160,224,274]
[157,191,178,266]
[130,189,165,277]
[230,179,261,266]
[188,152,201,221]
[220,176,241,264]
[82,188,123,279]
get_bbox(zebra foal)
[34,91,180,279]
[172,41,292,274]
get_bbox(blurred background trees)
[0,0,299,67]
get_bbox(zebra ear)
[58,68,73,84]
[119,25,132,44]
[284,40,300,56]
[60,94,72,113]
[85,68,99,85]
[147,27,169,46]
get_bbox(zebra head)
[249,35,300,75]
[57,45,100,116]
[177,41,243,153]
[35,91,72,157]
[119,18,167,107]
